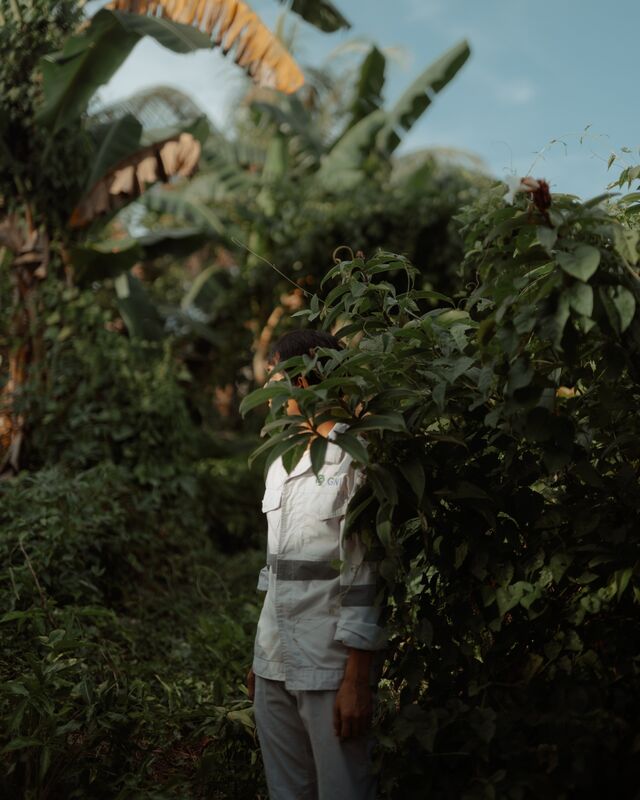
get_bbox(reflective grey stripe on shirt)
[340,583,378,606]
[266,554,378,604]
[267,553,339,581]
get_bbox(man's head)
[268,329,343,387]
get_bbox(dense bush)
[244,179,640,798]
[0,0,89,228]
[0,461,266,799]
[1,283,267,798]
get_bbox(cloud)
[95,38,243,126]
[405,0,445,23]
[494,78,537,106]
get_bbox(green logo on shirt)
[315,474,345,486]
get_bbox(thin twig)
[231,238,312,298]
[19,539,56,627]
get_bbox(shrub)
[1,282,266,798]
[0,464,265,799]
[244,179,640,798]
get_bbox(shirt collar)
[325,421,350,463]
[284,421,350,479]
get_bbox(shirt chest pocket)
[262,487,283,514]
[296,488,349,559]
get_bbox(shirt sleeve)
[334,462,387,651]
[256,565,269,592]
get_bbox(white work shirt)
[252,422,386,691]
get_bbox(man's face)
[265,359,308,416]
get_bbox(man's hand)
[333,647,374,739]
[333,677,372,740]
[246,667,255,702]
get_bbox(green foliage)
[1,281,267,797]
[19,278,194,471]
[0,464,265,799]
[245,183,640,797]
[136,34,485,343]
[36,9,212,134]
[345,45,386,129]
[274,0,351,32]
[0,0,90,228]
[376,39,471,155]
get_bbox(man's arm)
[334,648,374,739]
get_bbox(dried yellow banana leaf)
[70,131,201,228]
[107,0,304,94]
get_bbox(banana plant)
[0,0,348,473]
[134,36,473,273]
[127,37,474,389]
[0,8,214,472]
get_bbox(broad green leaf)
[600,285,636,333]
[346,46,386,130]
[275,0,351,32]
[264,434,309,475]
[350,413,407,433]
[71,239,143,284]
[282,439,308,473]
[333,431,369,465]
[612,225,639,266]
[1,737,43,753]
[566,282,593,317]
[73,229,209,285]
[136,228,210,261]
[496,583,525,616]
[614,567,633,601]
[85,113,143,192]
[114,272,165,340]
[507,357,533,394]
[581,192,617,209]
[536,226,557,254]
[142,187,225,235]
[377,40,471,154]
[556,245,600,281]
[344,488,375,535]
[323,283,352,307]
[619,192,640,205]
[247,428,304,468]
[452,481,491,501]
[239,385,292,416]
[435,308,470,327]
[412,289,455,305]
[375,504,392,548]
[549,552,572,583]
[368,464,398,506]
[114,10,213,52]
[36,10,211,132]
[318,109,387,190]
[399,458,425,501]
[310,436,328,477]
[37,11,138,133]
[432,382,446,410]
[444,355,475,384]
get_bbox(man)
[246,329,386,800]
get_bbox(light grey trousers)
[253,675,377,800]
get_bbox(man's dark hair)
[269,329,342,385]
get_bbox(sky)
[93,0,639,198]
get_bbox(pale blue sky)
[96,0,639,198]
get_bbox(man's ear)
[295,375,309,388]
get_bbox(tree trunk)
[0,217,49,476]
